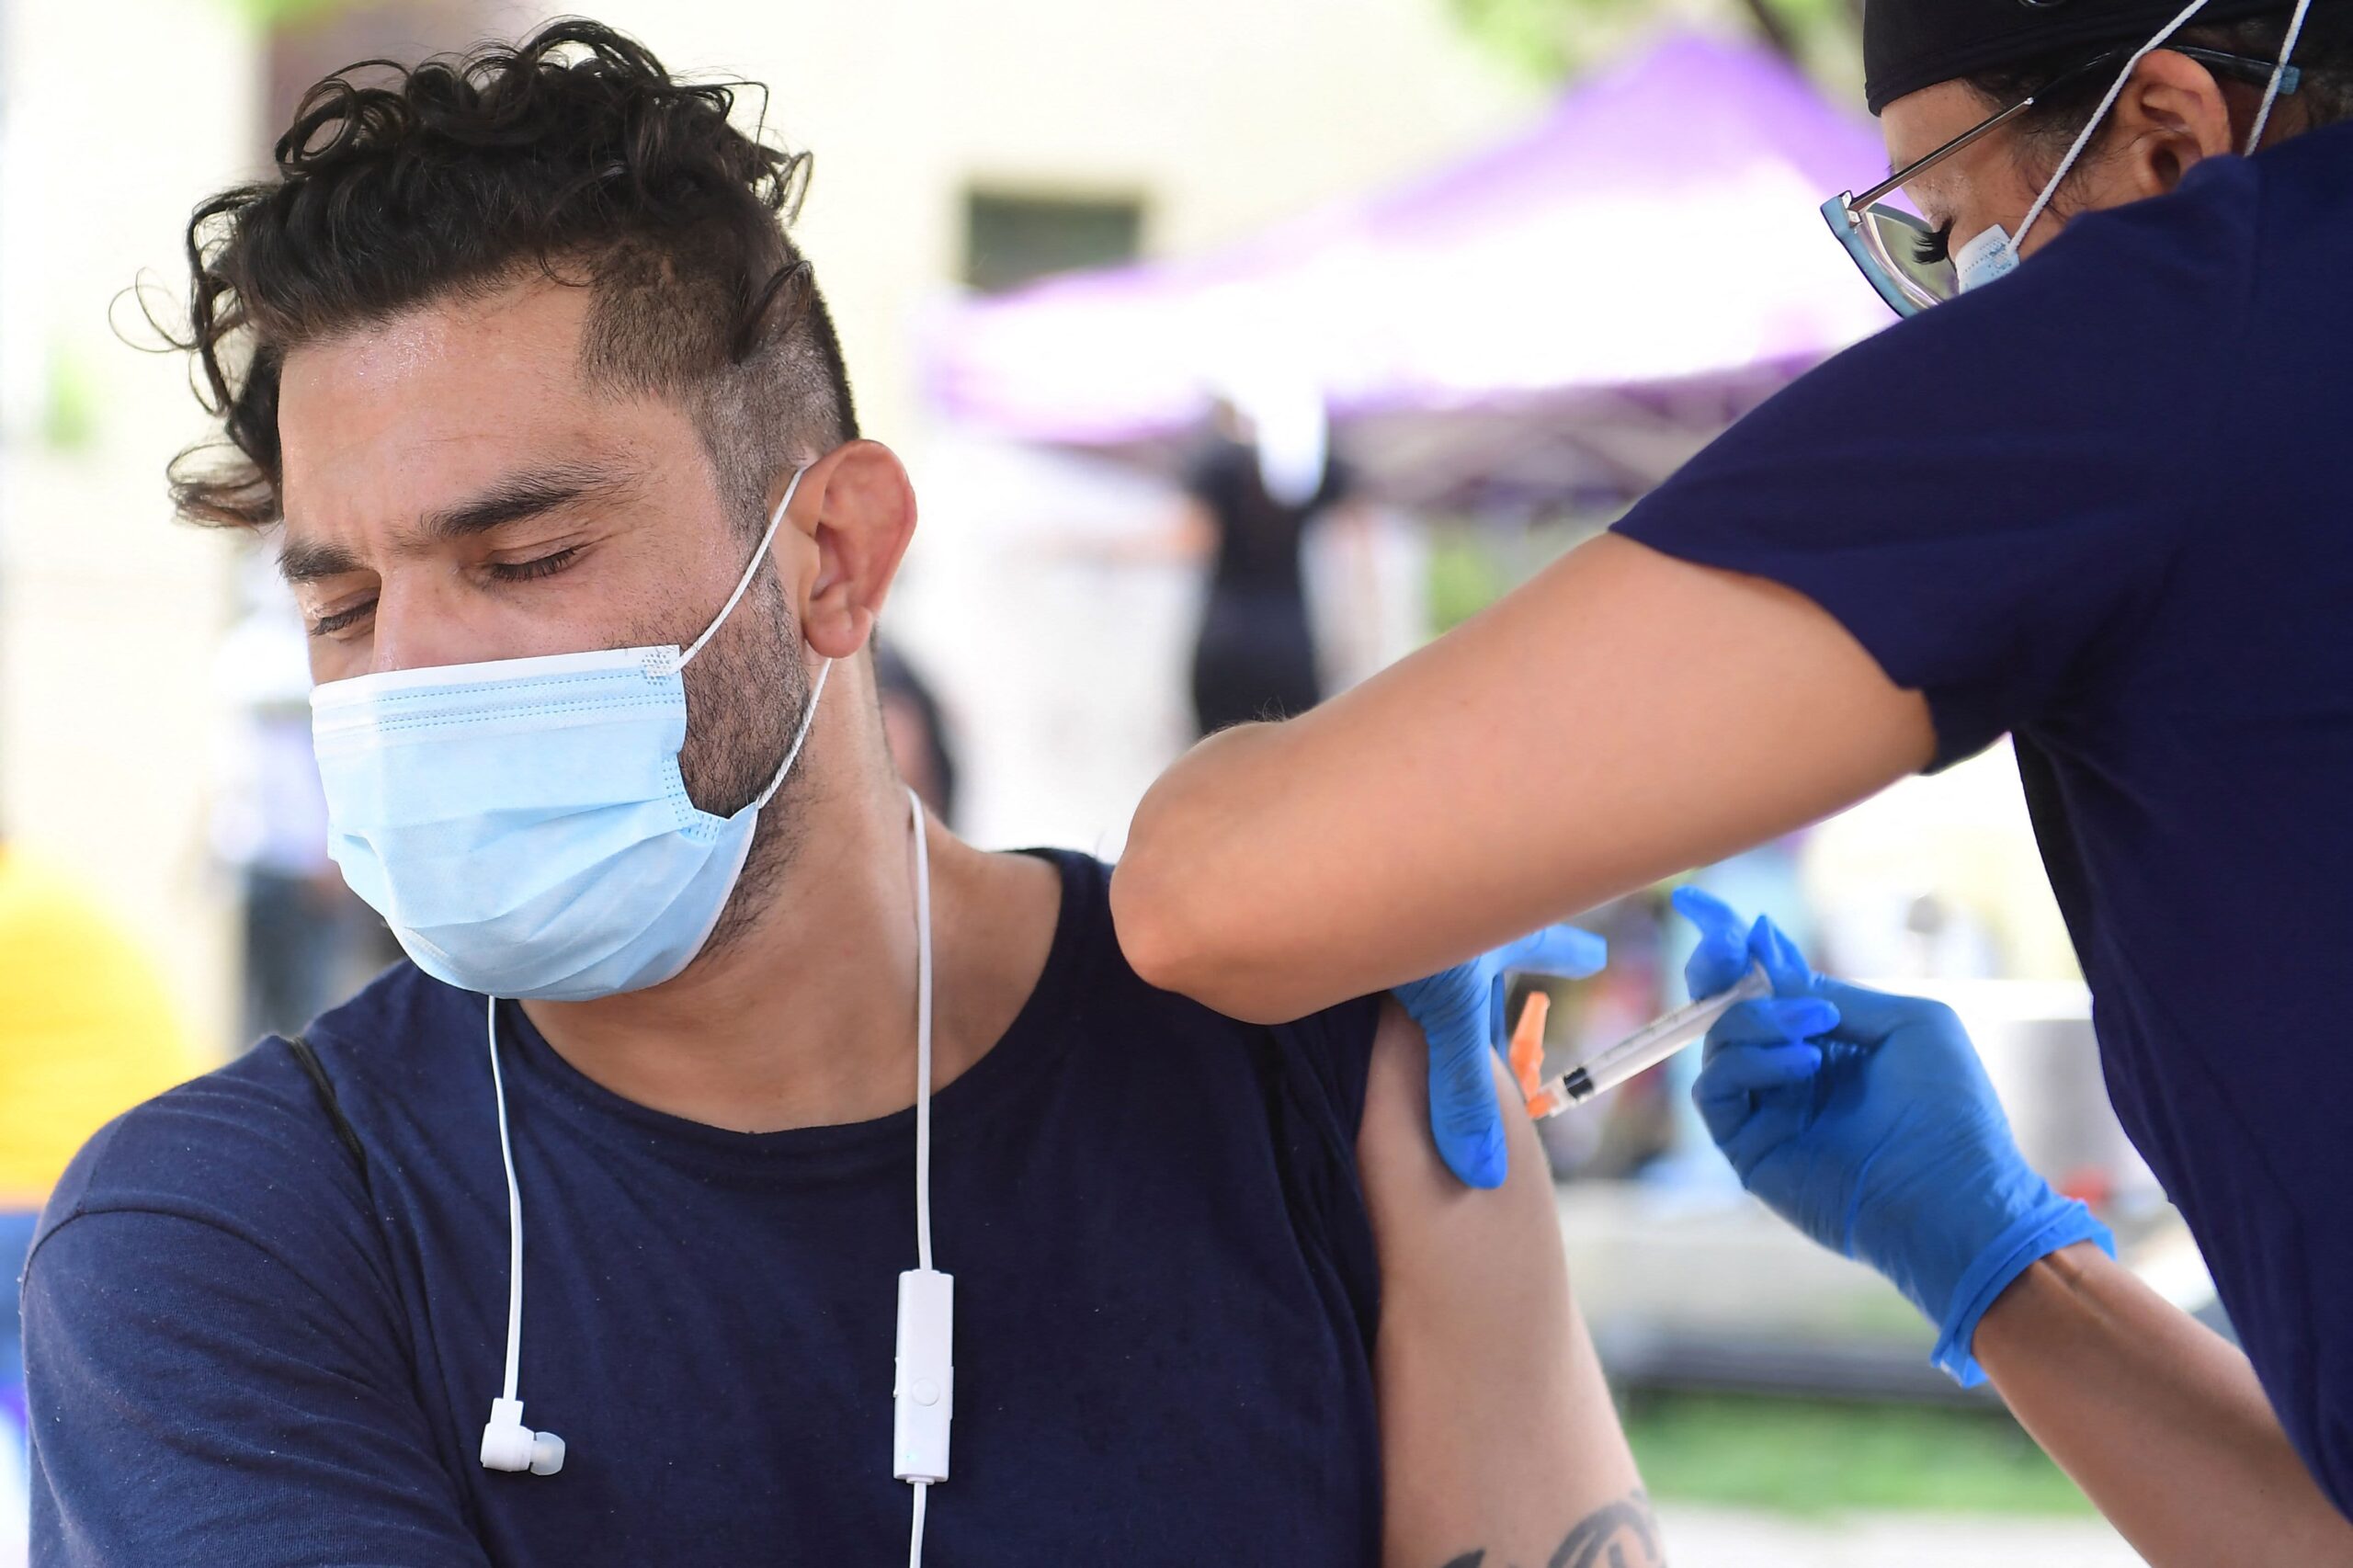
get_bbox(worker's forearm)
[1975,1242,2353,1566]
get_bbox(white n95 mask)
[310,468,830,1002]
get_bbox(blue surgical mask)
[1953,222,2018,294]
[311,469,830,1001]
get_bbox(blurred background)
[0,0,2199,1561]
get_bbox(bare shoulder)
[1358,998,1467,1205]
[972,843,1065,934]
[1358,998,1659,1568]
[942,843,1069,1051]
[1357,996,1574,1323]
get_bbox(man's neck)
[520,774,1061,1133]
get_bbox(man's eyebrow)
[415,462,640,544]
[278,537,366,585]
[277,462,642,585]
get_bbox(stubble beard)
[674,560,817,968]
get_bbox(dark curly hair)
[171,17,857,531]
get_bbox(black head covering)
[1864,0,2291,112]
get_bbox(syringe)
[1515,968,1773,1118]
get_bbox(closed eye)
[1910,221,1953,267]
[310,598,377,638]
[484,546,582,584]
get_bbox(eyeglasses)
[1823,46,2303,317]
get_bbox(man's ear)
[2107,48,2240,200]
[775,440,916,662]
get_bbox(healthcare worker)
[1112,1,2353,1561]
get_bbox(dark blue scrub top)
[1619,119,2353,1510]
[20,852,1384,1565]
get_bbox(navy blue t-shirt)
[1618,122,2353,1506]
[22,852,1383,1565]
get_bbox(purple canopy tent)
[920,33,1895,514]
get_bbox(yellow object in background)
[0,849,199,1210]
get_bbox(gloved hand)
[1675,887,2112,1385]
[1394,924,1608,1189]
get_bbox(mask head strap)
[2246,0,2314,153]
[2013,0,2213,256]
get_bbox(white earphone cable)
[487,995,526,1405]
[477,790,947,1528]
[904,787,940,1563]
[910,787,936,1273]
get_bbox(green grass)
[1621,1391,2096,1517]
[1424,528,1515,635]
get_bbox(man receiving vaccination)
[19,24,1649,1568]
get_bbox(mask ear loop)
[669,465,811,674]
[2246,0,2313,153]
[751,657,833,812]
[656,461,836,813]
[2013,0,2214,255]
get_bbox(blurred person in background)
[1181,387,1357,734]
[1116,1,2353,1562]
[19,25,1656,1567]
[873,641,961,825]
[212,555,394,1040]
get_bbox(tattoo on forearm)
[1438,1486,1664,1568]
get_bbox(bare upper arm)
[1117,532,1937,1022]
[1359,999,1664,1568]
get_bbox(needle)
[1524,968,1773,1117]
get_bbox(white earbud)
[481,1396,566,1475]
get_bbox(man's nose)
[367,577,493,676]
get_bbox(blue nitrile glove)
[1674,887,2113,1385]
[1394,924,1608,1189]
